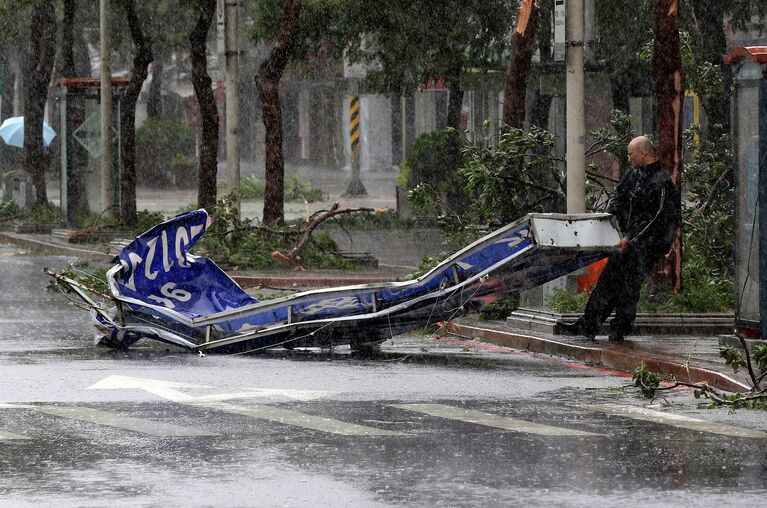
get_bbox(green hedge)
[135,118,195,188]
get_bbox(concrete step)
[508,307,734,335]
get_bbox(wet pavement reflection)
[1,247,766,506]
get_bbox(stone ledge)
[508,307,734,335]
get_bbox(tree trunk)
[256,0,302,224]
[61,0,76,78]
[652,0,684,291]
[60,0,90,224]
[147,59,163,118]
[502,0,539,129]
[23,0,56,206]
[689,0,729,137]
[119,0,154,226]
[189,0,218,211]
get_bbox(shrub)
[400,129,467,214]
[135,118,195,187]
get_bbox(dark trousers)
[579,247,657,337]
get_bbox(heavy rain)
[1,1,767,506]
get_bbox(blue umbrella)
[0,116,57,148]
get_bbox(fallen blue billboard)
[46,209,620,354]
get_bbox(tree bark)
[147,59,163,118]
[688,0,729,137]
[60,0,89,225]
[502,0,539,129]
[61,0,77,78]
[23,0,56,206]
[256,0,302,224]
[652,0,684,291]
[119,0,154,226]
[190,0,219,211]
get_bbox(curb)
[444,322,752,393]
[0,232,113,263]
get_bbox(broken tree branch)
[271,202,385,270]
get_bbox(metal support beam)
[566,0,585,213]
[759,78,767,339]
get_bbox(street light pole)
[100,0,113,218]
[566,0,585,214]
[224,0,240,214]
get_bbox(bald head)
[627,136,657,167]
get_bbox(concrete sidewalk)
[0,229,752,395]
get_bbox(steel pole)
[759,78,767,340]
[566,0,585,213]
[100,0,113,217]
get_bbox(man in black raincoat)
[560,136,679,341]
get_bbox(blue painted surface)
[83,211,614,352]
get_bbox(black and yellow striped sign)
[349,95,360,161]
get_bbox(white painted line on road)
[33,405,217,437]
[391,403,602,436]
[578,403,767,439]
[0,430,30,440]
[202,401,399,436]
[89,375,390,436]
[88,375,333,403]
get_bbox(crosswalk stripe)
[0,429,30,440]
[198,401,399,436]
[34,405,217,437]
[391,403,602,436]
[578,403,767,439]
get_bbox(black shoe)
[559,320,596,341]
[558,320,583,335]
[608,332,625,342]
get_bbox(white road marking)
[391,403,602,436]
[200,401,398,436]
[89,375,332,402]
[0,430,29,440]
[579,403,767,439]
[33,405,216,437]
[89,375,393,436]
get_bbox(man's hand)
[617,238,629,253]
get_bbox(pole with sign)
[344,94,367,196]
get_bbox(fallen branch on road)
[271,202,388,270]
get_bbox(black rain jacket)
[606,161,679,259]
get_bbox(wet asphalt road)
[1,246,767,507]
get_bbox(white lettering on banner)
[121,252,144,291]
[191,224,204,241]
[144,237,160,280]
[161,282,192,302]
[120,221,207,290]
[161,231,173,272]
[147,282,193,309]
[175,227,191,268]
[300,296,362,315]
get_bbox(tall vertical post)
[225,0,240,214]
[100,0,113,217]
[759,78,767,340]
[344,94,367,196]
[566,0,585,213]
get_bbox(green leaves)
[720,346,746,374]
[632,362,674,399]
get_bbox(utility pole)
[100,0,113,218]
[224,0,240,214]
[565,0,585,213]
[343,90,367,197]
